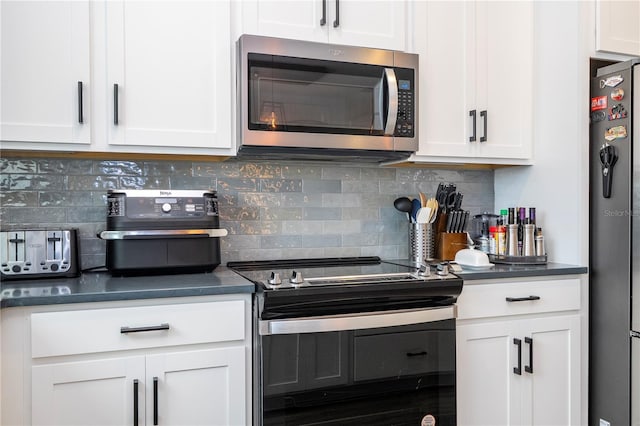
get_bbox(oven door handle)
[98,229,228,240]
[259,306,456,335]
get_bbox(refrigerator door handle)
[631,330,640,338]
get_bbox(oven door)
[256,307,456,426]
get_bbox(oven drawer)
[353,326,455,381]
[31,300,245,358]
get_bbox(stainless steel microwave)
[236,35,419,162]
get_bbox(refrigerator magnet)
[611,88,624,101]
[600,75,623,88]
[604,125,627,141]
[591,111,606,122]
[608,104,627,121]
[591,96,607,111]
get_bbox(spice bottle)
[497,225,506,255]
[523,224,536,256]
[507,224,519,256]
[535,227,545,256]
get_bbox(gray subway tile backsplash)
[0,156,494,269]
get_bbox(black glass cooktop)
[228,257,463,319]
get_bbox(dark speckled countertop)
[0,266,255,308]
[452,262,587,280]
[386,259,587,281]
[1,261,587,309]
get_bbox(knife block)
[437,233,468,261]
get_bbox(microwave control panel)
[395,68,415,138]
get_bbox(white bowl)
[454,248,494,269]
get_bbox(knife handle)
[445,213,454,233]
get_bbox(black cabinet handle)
[506,295,541,302]
[320,0,326,25]
[469,110,476,142]
[153,376,159,425]
[114,83,119,125]
[513,338,522,375]
[77,81,84,124]
[120,323,170,334]
[406,350,427,357]
[525,337,533,374]
[480,110,487,142]
[133,379,139,426]
[333,0,339,27]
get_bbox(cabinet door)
[476,0,533,160]
[0,1,91,146]
[146,347,246,426]
[105,0,232,151]
[412,0,533,163]
[240,0,406,51]
[32,356,145,426]
[596,0,640,56]
[330,0,406,51]
[413,1,476,159]
[521,315,581,426]
[240,0,328,43]
[456,321,522,426]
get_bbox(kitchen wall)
[0,156,494,269]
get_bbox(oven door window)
[248,53,389,136]
[260,319,456,426]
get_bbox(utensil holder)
[409,223,435,264]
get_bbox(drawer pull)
[469,110,477,142]
[406,350,427,357]
[120,323,170,334]
[114,83,119,125]
[153,376,159,425]
[513,338,522,375]
[505,295,541,302]
[320,0,326,25]
[77,81,84,124]
[480,110,488,142]
[133,379,139,426]
[525,337,533,374]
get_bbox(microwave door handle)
[383,68,398,136]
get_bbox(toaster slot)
[6,231,26,262]
[47,231,63,260]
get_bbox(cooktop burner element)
[228,257,463,320]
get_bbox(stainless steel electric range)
[228,256,463,426]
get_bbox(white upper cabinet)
[596,0,640,56]
[103,0,232,153]
[411,0,533,164]
[239,0,407,51]
[0,1,91,148]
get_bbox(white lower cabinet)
[32,347,245,426]
[1,295,251,426]
[455,278,582,426]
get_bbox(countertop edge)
[1,267,256,308]
[1,284,256,308]
[455,264,588,280]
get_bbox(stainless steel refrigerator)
[590,58,640,426]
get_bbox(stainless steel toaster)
[0,229,80,279]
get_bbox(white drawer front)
[31,300,245,358]
[456,278,581,320]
